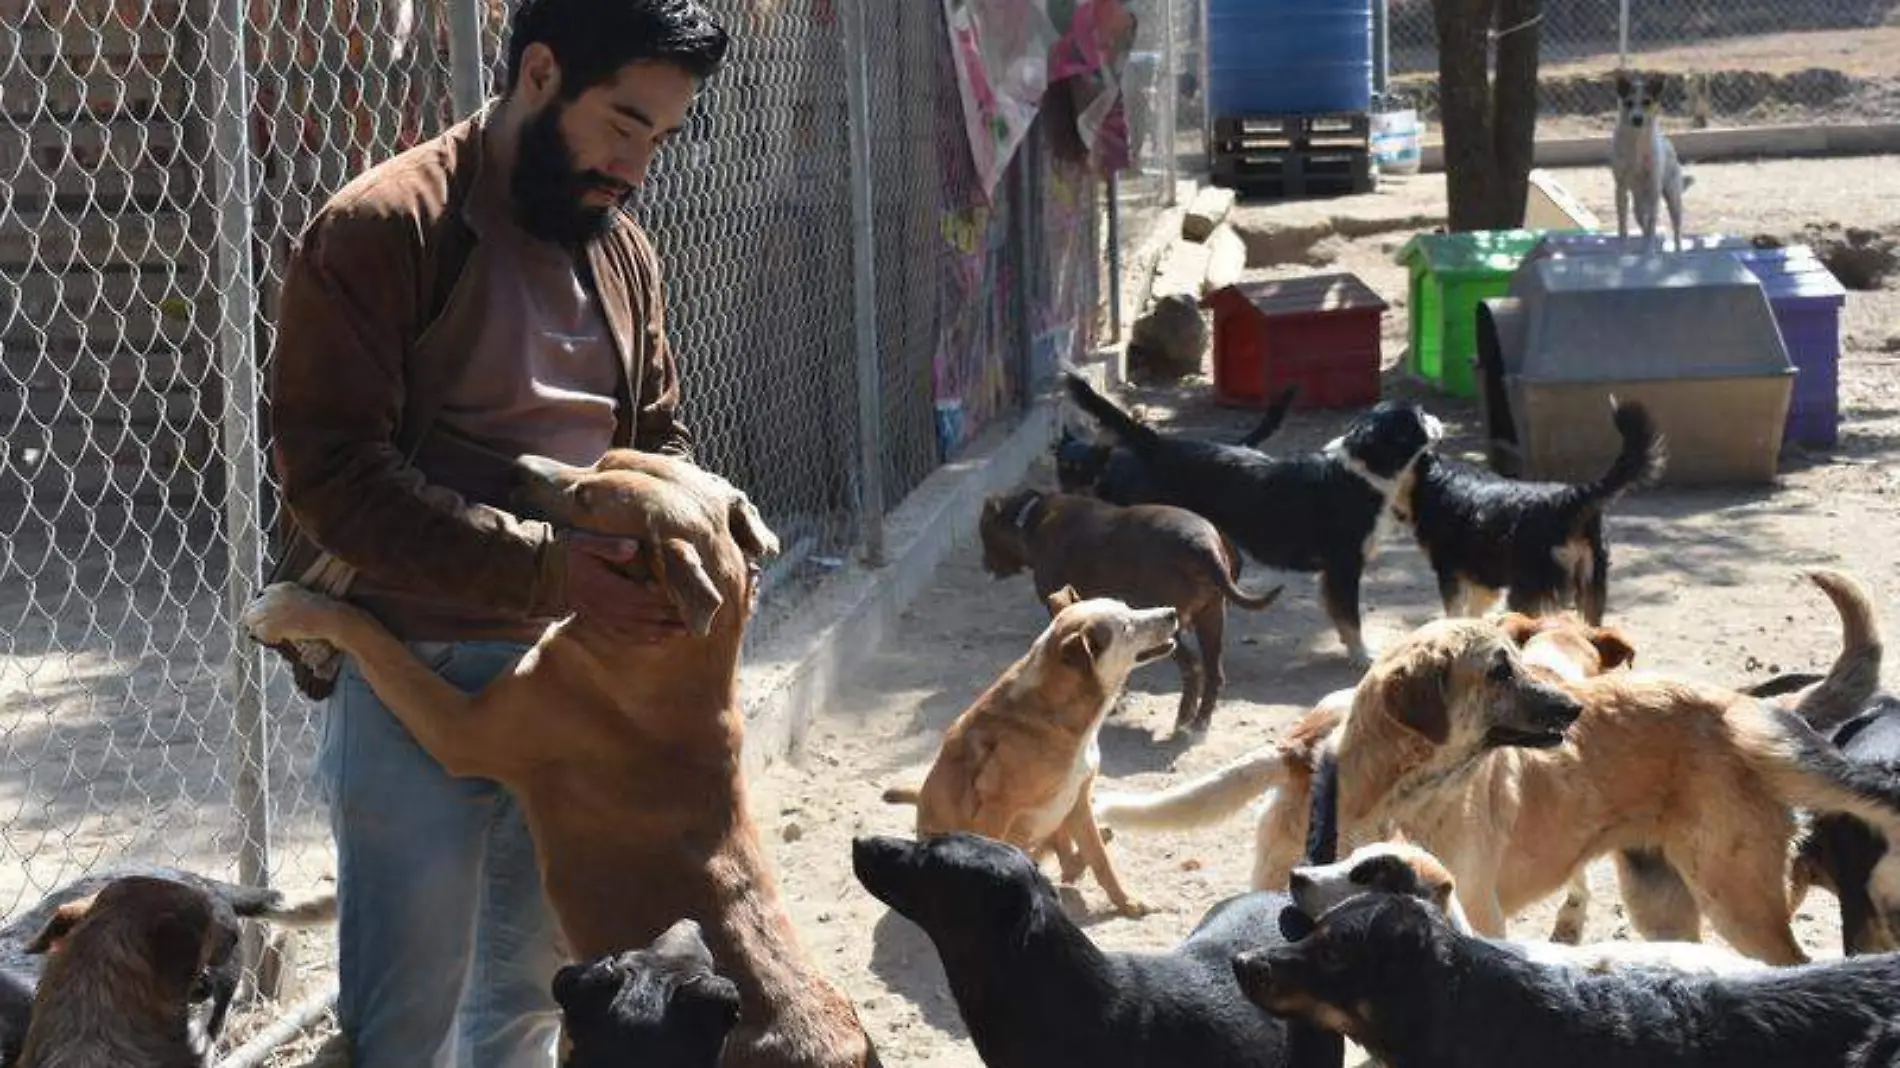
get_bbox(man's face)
[512,50,699,245]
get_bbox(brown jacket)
[264,108,689,695]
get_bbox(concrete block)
[1182,185,1238,242]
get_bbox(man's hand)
[561,531,688,643]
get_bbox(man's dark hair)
[504,0,730,97]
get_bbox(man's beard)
[511,102,633,247]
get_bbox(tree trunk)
[1435,0,1544,231]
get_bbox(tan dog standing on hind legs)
[244,449,877,1068]
[881,588,1181,917]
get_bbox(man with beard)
[262,1,729,1065]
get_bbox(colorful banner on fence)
[1046,0,1138,175]
[941,0,1058,198]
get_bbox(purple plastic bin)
[1519,235,1848,448]
[1731,247,1846,447]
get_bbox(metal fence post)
[840,0,886,567]
[1160,0,1178,204]
[1372,0,1390,94]
[1618,0,1631,66]
[206,0,271,955]
[1105,173,1123,341]
[1010,130,1037,407]
[449,0,489,118]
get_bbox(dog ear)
[1494,613,1545,648]
[653,537,726,637]
[1644,72,1666,100]
[1614,69,1633,99]
[1379,648,1451,745]
[673,973,743,1035]
[1060,619,1115,669]
[1588,626,1637,670]
[26,895,98,954]
[727,495,780,559]
[1045,585,1082,614]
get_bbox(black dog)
[1855,1020,1900,1068]
[0,865,333,1065]
[1055,384,1299,505]
[1399,399,1664,624]
[1236,892,1900,1068]
[553,919,742,1068]
[1063,372,1440,662]
[1787,695,1900,956]
[852,832,1334,1068]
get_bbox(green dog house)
[1395,229,1567,398]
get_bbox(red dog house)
[1209,272,1388,410]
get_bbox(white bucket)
[1371,108,1423,175]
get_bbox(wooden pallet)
[1212,145,1375,199]
[1212,111,1371,152]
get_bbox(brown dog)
[978,487,1284,734]
[15,876,245,1068]
[882,588,1180,917]
[242,448,875,1068]
[1092,610,1637,936]
[1315,570,1900,964]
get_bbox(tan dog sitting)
[883,587,1179,917]
[243,449,877,1068]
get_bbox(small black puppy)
[1064,372,1441,662]
[1236,893,1900,1068]
[852,832,1330,1068]
[1400,399,1664,624]
[1056,385,1299,505]
[553,919,742,1068]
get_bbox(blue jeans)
[318,640,565,1068]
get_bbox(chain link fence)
[1387,0,1900,140]
[1,0,1099,1055]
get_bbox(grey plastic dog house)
[1476,254,1795,485]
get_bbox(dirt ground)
[215,155,1900,1064]
[744,156,1900,1068]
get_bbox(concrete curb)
[737,397,1058,773]
[1419,122,1900,172]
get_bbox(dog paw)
[1115,897,1156,919]
[242,583,344,644]
[1549,918,1585,945]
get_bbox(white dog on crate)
[1611,70,1693,252]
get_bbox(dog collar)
[1013,493,1043,530]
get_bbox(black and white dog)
[1238,892,1900,1068]
[1062,372,1440,662]
[1397,398,1665,624]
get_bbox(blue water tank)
[1207,0,1373,117]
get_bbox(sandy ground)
[6,155,1899,1065]
[745,156,1900,1068]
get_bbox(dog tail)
[1063,372,1163,455]
[1236,385,1300,449]
[1786,568,1882,734]
[1748,711,1900,929]
[1567,398,1666,518]
[1210,559,1285,611]
[225,884,338,927]
[1092,749,1289,831]
[881,785,921,807]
